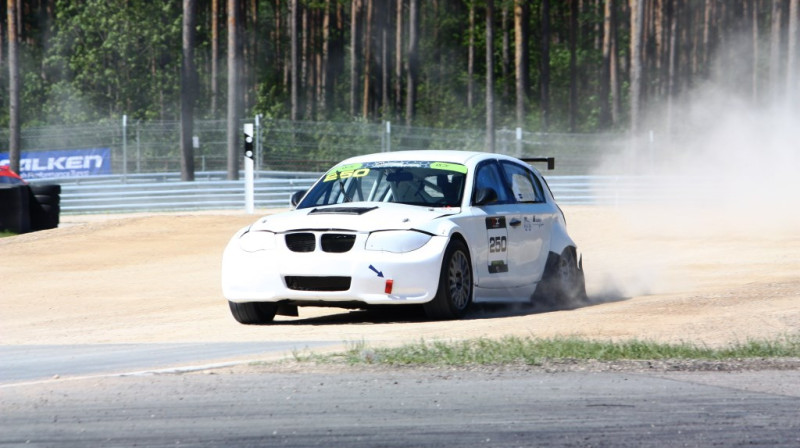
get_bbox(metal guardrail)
[29,172,666,214]
[37,171,317,214]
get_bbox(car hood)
[250,202,459,234]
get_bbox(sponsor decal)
[429,162,468,173]
[1,148,111,179]
[485,216,507,229]
[523,215,544,231]
[488,260,509,274]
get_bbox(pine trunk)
[226,0,241,180]
[180,0,196,181]
[541,0,551,131]
[502,4,510,105]
[321,0,331,115]
[569,0,578,132]
[7,0,20,173]
[486,0,495,152]
[350,0,360,117]
[405,0,419,125]
[210,0,219,118]
[630,0,645,134]
[362,0,373,118]
[770,0,782,102]
[666,0,678,135]
[788,0,799,102]
[395,0,403,116]
[301,4,308,118]
[600,0,614,128]
[468,2,475,111]
[514,0,529,127]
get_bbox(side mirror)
[474,188,498,206]
[290,190,307,207]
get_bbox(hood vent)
[308,206,378,215]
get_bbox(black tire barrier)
[34,194,60,206]
[0,185,31,234]
[28,184,61,231]
[30,184,62,196]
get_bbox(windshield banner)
[0,148,112,179]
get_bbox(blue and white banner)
[0,148,112,179]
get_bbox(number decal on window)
[324,168,370,182]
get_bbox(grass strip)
[294,335,800,366]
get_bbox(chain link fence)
[2,119,631,177]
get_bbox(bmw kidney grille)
[285,232,356,253]
[285,232,316,252]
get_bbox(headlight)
[238,229,276,252]
[366,230,432,253]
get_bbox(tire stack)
[0,185,31,234]
[0,184,60,234]
[28,184,61,231]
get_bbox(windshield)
[297,161,467,208]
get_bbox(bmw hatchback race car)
[222,150,586,324]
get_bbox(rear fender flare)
[548,221,581,266]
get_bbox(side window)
[473,162,511,204]
[501,162,545,203]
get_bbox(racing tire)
[30,204,60,230]
[34,194,60,206]
[532,247,588,307]
[0,185,30,234]
[228,301,278,324]
[27,186,60,231]
[30,184,62,196]
[423,239,473,320]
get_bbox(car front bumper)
[221,231,448,306]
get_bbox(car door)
[498,160,554,283]
[466,160,531,289]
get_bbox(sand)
[2,205,798,349]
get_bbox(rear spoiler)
[521,157,555,170]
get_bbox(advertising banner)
[0,148,112,179]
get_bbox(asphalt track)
[1,354,799,447]
[0,342,335,384]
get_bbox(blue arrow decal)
[369,265,384,278]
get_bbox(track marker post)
[243,123,255,214]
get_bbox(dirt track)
[2,205,798,349]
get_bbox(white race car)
[222,150,586,324]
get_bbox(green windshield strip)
[332,163,363,172]
[430,162,468,173]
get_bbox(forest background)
[2,0,799,179]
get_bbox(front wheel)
[532,247,587,307]
[423,239,473,320]
[229,301,278,324]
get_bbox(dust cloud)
[584,75,800,302]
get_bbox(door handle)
[509,218,522,227]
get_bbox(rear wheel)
[423,239,473,320]
[532,247,587,307]
[228,301,278,324]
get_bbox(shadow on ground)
[266,293,631,326]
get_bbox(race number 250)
[489,236,507,253]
